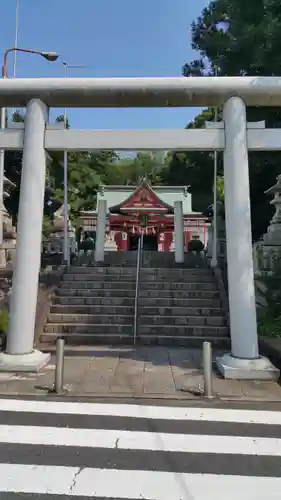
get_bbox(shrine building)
[79,180,208,252]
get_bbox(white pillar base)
[216,353,279,381]
[0,349,50,372]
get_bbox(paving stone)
[110,359,144,393]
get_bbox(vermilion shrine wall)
[82,215,207,251]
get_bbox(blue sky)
[1,0,208,130]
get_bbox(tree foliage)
[4,114,162,227]
[179,0,281,241]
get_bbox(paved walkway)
[0,347,280,401]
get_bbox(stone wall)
[0,267,66,348]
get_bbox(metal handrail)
[133,233,143,345]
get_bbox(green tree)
[162,107,223,212]
[103,152,164,186]
[181,0,281,240]
[4,111,121,225]
[52,151,104,220]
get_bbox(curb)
[0,389,280,403]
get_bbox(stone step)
[50,304,223,316]
[137,336,229,347]
[60,281,136,290]
[139,297,222,307]
[40,333,134,345]
[56,289,136,298]
[138,306,224,316]
[143,268,211,274]
[47,313,133,325]
[68,266,136,275]
[53,296,220,307]
[139,325,229,336]
[102,252,207,269]
[69,267,212,276]
[139,315,226,327]
[44,324,133,334]
[51,305,134,314]
[53,296,134,306]
[139,290,220,299]
[63,274,136,282]
[40,333,229,348]
[140,282,216,291]
[44,322,227,336]
[140,275,213,282]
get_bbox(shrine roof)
[96,182,195,215]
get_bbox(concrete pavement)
[0,397,281,498]
[0,346,280,401]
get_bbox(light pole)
[211,65,219,268]
[62,62,87,266]
[13,0,20,78]
[0,47,59,245]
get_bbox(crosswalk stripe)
[0,424,281,456]
[0,464,281,499]
[2,442,281,477]
[1,398,281,498]
[0,398,281,424]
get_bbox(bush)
[0,310,8,333]
[187,239,204,252]
[257,312,281,338]
[256,272,281,338]
[81,238,95,251]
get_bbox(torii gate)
[0,76,280,380]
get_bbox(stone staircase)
[40,265,136,345]
[137,267,228,346]
[40,251,229,347]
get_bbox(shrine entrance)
[0,74,280,379]
[128,235,138,251]
[143,234,158,251]
[128,234,158,251]
[80,180,207,252]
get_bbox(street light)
[13,0,20,78]
[2,47,59,77]
[0,47,59,245]
[41,52,59,63]
[62,62,87,266]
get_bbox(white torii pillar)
[95,199,107,262]
[174,201,184,263]
[216,96,279,380]
[0,99,50,371]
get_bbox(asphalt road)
[0,397,280,499]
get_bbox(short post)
[203,341,213,398]
[55,337,65,394]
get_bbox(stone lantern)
[254,174,281,273]
[0,176,17,268]
[264,174,281,246]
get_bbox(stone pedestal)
[217,353,279,380]
[105,231,118,251]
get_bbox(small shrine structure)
[79,180,208,252]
